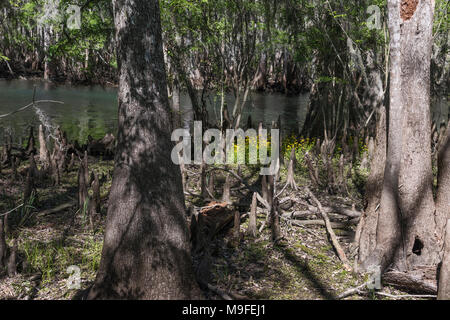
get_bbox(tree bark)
[358,106,387,265]
[438,220,450,299]
[436,123,450,239]
[38,124,50,166]
[88,0,202,300]
[247,192,258,237]
[362,0,440,272]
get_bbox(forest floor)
[0,153,435,300]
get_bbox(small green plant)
[18,191,37,227]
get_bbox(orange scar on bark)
[400,0,419,21]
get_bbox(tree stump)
[247,192,258,237]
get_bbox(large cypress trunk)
[360,0,442,272]
[88,0,202,300]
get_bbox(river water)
[0,79,447,145]
[0,79,310,144]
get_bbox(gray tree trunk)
[88,0,202,300]
[436,123,450,236]
[361,0,441,272]
[438,220,450,300]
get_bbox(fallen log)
[382,270,438,295]
[295,199,361,218]
[37,201,76,218]
[282,217,357,229]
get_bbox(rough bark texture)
[247,192,258,237]
[286,147,297,190]
[362,0,440,272]
[38,124,50,166]
[270,198,281,242]
[87,0,201,300]
[358,107,387,265]
[222,173,231,204]
[396,0,439,268]
[436,124,450,239]
[438,220,450,299]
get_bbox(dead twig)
[0,100,64,119]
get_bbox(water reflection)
[0,79,447,146]
[0,79,310,144]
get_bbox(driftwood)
[306,187,352,271]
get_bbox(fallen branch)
[306,187,352,271]
[0,100,64,119]
[382,270,437,295]
[0,204,24,217]
[282,217,357,229]
[374,292,436,299]
[337,282,370,299]
[37,202,76,218]
[337,282,436,300]
[295,199,361,218]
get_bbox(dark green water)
[0,79,310,144]
[0,79,447,146]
